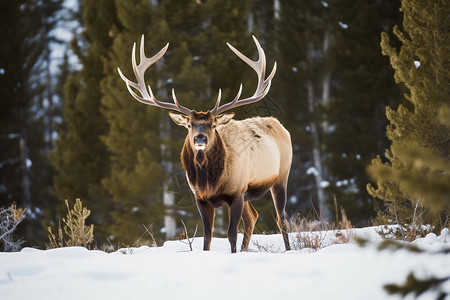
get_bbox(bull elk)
[118,35,292,253]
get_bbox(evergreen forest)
[1,0,448,249]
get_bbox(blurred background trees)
[0,0,63,245]
[1,0,447,249]
[49,0,119,245]
[273,0,402,225]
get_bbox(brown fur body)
[179,114,292,252]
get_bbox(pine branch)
[385,272,449,299]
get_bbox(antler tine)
[210,89,222,115]
[227,35,266,82]
[229,84,243,106]
[117,34,192,115]
[211,35,276,115]
[171,89,192,114]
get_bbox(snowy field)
[1,227,449,300]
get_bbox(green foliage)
[370,143,450,212]
[47,199,94,249]
[0,0,63,245]
[438,105,450,127]
[377,238,422,253]
[49,0,120,243]
[384,273,449,300]
[100,0,168,245]
[367,0,450,230]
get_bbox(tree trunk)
[157,49,177,240]
[160,112,177,240]
[19,134,31,212]
[19,133,32,238]
[307,80,329,220]
[321,30,331,136]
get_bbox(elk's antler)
[118,35,192,115]
[210,35,277,115]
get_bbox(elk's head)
[118,34,276,153]
[169,111,234,152]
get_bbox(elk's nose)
[194,134,207,145]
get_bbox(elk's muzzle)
[194,134,207,150]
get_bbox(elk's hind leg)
[241,201,259,251]
[270,183,291,251]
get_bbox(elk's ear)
[169,112,189,128]
[216,113,235,126]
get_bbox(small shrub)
[373,201,438,242]
[47,199,94,249]
[0,203,26,252]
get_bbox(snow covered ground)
[1,227,449,300]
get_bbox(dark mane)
[181,138,196,185]
[181,131,225,198]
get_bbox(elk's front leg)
[196,198,215,250]
[227,196,244,253]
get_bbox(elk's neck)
[181,131,226,198]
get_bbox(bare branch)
[180,219,198,251]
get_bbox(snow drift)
[0,227,449,300]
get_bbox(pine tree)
[101,0,168,245]
[49,0,119,244]
[0,0,62,244]
[367,0,450,233]
[324,0,401,225]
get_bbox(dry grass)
[333,206,354,244]
[248,197,355,253]
[292,231,328,251]
[288,198,354,251]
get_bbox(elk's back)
[218,117,292,192]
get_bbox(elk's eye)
[212,124,216,129]
[188,124,191,128]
